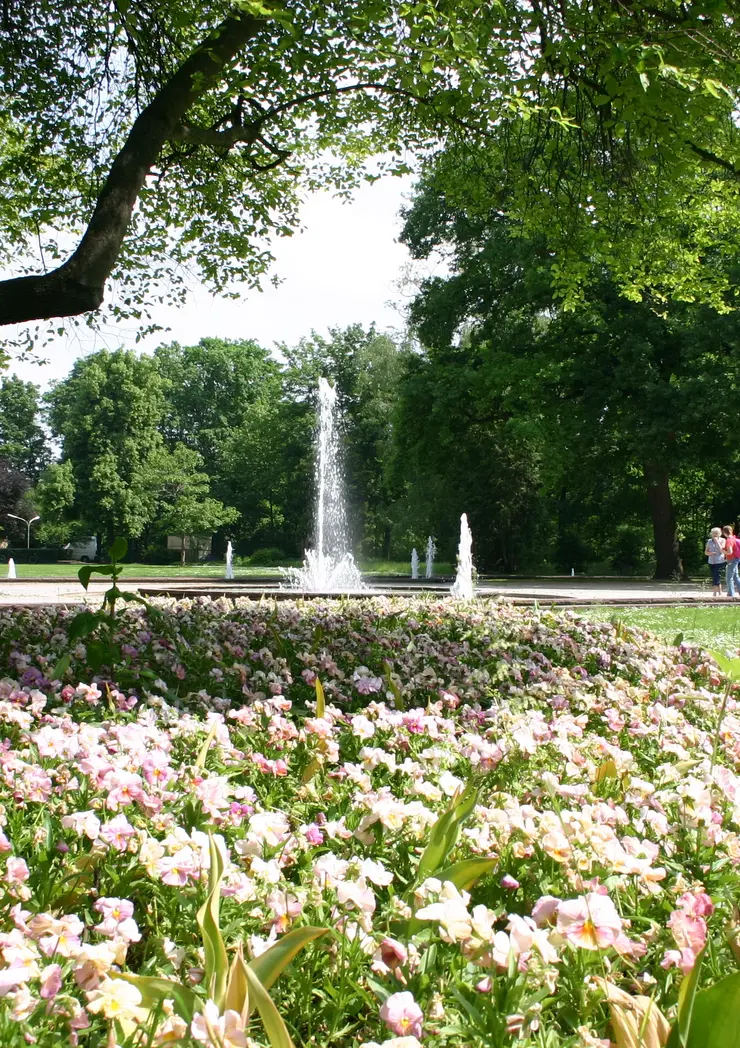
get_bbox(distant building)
[166,534,213,564]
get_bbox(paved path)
[0,574,723,607]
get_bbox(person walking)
[723,525,740,598]
[706,527,727,598]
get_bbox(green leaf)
[77,563,115,589]
[112,973,199,1022]
[666,965,740,1047]
[434,857,497,891]
[244,964,295,1048]
[196,834,229,1009]
[415,780,478,885]
[108,536,128,561]
[677,949,705,1047]
[195,720,219,771]
[50,653,71,680]
[674,633,684,647]
[710,650,740,681]
[248,926,329,999]
[383,660,404,710]
[68,610,100,641]
[314,676,325,719]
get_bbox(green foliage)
[400,171,740,576]
[66,537,149,674]
[666,967,740,1047]
[46,350,166,544]
[0,376,49,480]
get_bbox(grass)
[1,558,455,580]
[583,603,740,655]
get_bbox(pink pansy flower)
[379,991,424,1039]
[100,814,136,851]
[372,938,408,981]
[5,857,29,884]
[191,1000,247,1047]
[531,896,560,927]
[40,963,62,999]
[556,893,623,950]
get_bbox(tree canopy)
[1,0,740,341]
[400,165,740,576]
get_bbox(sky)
[7,172,421,389]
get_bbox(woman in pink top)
[723,524,739,598]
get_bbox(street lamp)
[7,513,40,549]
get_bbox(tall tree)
[401,176,740,577]
[46,349,166,546]
[1,1,739,337]
[0,376,50,481]
[154,338,281,467]
[143,444,239,563]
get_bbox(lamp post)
[7,513,40,549]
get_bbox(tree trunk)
[643,461,683,579]
[382,522,392,560]
[180,538,186,567]
[0,12,261,327]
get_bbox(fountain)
[425,536,436,579]
[7,557,16,580]
[225,541,234,580]
[411,548,419,579]
[283,378,365,592]
[450,514,474,599]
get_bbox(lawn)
[1,559,454,579]
[0,596,737,1047]
[584,603,740,655]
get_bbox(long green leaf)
[434,857,497,892]
[112,973,199,1023]
[677,948,704,1047]
[314,676,325,719]
[244,964,295,1048]
[196,834,229,1009]
[666,968,740,1047]
[50,653,71,680]
[415,780,478,885]
[710,650,740,682]
[248,926,328,998]
[195,720,219,771]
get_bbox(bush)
[246,546,287,566]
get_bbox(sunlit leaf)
[196,834,229,1008]
[112,973,199,1023]
[244,964,294,1048]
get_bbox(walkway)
[0,574,722,607]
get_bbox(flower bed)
[0,596,737,1047]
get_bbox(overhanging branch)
[0,10,264,328]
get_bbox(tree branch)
[684,139,740,177]
[0,10,263,327]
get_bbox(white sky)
[6,173,419,389]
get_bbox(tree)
[0,458,29,542]
[144,444,238,564]
[2,2,740,337]
[154,338,282,467]
[401,175,740,577]
[46,349,166,546]
[33,461,77,546]
[0,376,50,481]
